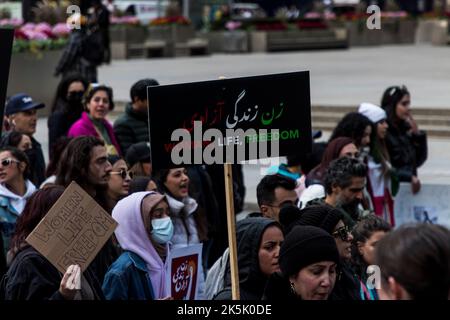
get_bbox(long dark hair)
[380,85,410,130]
[329,112,373,149]
[351,215,391,280]
[375,223,450,300]
[0,146,30,180]
[55,136,104,187]
[9,185,65,258]
[46,136,72,178]
[51,72,89,113]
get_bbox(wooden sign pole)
[224,163,240,300]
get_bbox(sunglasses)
[332,226,351,242]
[0,158,20,167]
[110,169,133,180]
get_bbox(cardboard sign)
[26,181,118,273]
[166,244,202,300]
[148,71,312,169]
[0,28,14,137]
[394,183,450,228]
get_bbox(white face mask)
[151,217,174,244]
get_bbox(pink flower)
[52,23,71,37]
[305,12,322,19]
[35,22,52,33]
[22,30,49,40]
[21,22,36,30]
[225,21,242,31]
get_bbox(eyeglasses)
[332,226,351,242]
[110,169,133,180]
[0,158,20,167]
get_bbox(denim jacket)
[102,251,155,300]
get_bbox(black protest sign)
[148,71,312,170]
[0,28,14,137]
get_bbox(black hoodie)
[214,217,282,300]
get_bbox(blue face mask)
[151,217,174,244]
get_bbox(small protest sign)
[166,244,202,300]
[26,181,118,273]
[395,183,450,228]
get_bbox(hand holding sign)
[59,264,81,300]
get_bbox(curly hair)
[350,214,391,280]
[55,136,104,187]
[84,84,115,111]
[329,112,373,148]
[324,157,367,195]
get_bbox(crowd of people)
[0,61,448,301]
[5,0,447,303]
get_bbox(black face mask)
[67,91,84,104]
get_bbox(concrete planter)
[345,19,416,46]
[249,28,348,52]
[203,31,249,53]
[110,25,147,59]
[7,50,63,116]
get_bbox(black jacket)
[330,261,361,300]
[0,246,104,300]
[214,217,279,300]
[47,100,83,157]
[385,122,427,182]
[113,103,150,156]
[262,272,299,301]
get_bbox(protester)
[351,215,391,300]
[55,13,99,83]
[306,137,358,187]
[104,155,132,213]
[381,85,427,194]
[329,112,373,158]
[358,102,397,225]
[321,157,368,228]
[125,142,152,177]
[102,191,172,300]
[294,205,360,300]
[263,225,339,300]
[48,73,88,157]
[255,174,298,221]
[129,177,158,194]
[68,84,121,156]
[0,132,32,152]
[209,217,283,300]
[54,136,117,283]
[113,79,159,155]
[1,186,104,300]
[154,167,208,299]
[375,223,450,300]
[4,93,46,187]
[0,147,36,259]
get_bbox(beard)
[337,198,361,221]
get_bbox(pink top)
[68,112,122,155]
